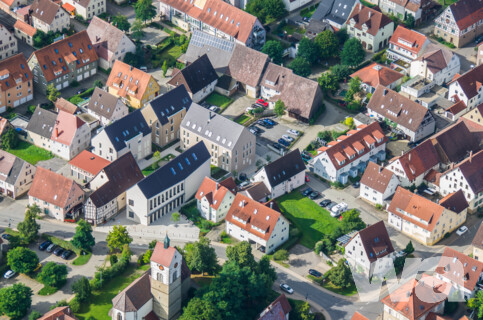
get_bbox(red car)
[305,174,310,182]
[256,99,268,107]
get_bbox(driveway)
[221,93,255,120]
[287,244,331,276]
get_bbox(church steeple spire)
[164,233,170,249]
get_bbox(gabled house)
[360,161,399,205]
[388,26,430,65]
[439,150,483,212]
[91,109,151,162]
[444,100,467,121]
[309,0,358,31]
[379,0,432,25]
[28,167,85,221]
[350,63,404,93]
[126,142,210,225]
[106,60,160,109]
[240,182,271,202]
[347,4,394,52]
[50,110,91,160]
[141,85,192,148]
[225,194,289,253]
[472,223,483,262]
[26,107,57,149]
[0,150,36,199]
[0,24,18,61]
[167,54,218,103]
[86,87,128,126]
[344,221,395,277]
[0,53,33,113]
[0,0,28,15]
[85,152,143,225]
[195,176,236,223]
[62,0,106,20]
[55,97,79,114]
[38,306,78,320]
[367,86,436,142]
[27,30,98,93]
[30,0,70,34]
[158,0,266,49]
[68,150,110,182]
[180,103,256,173]
[435,247,483,300]
[86,17,135,69]
[258,294,292,320]
[252,149,306,199]
[462,103,483,126]
[434,0,483,48]
[13,20,37,47]
[387,186,466,245]
[410,44,460,86]
[311,122,388,184]
[448,64,483,111]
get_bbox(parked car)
[456,226,468,236]
[319,199,332,207]
[282,135,294,142]
[305,174,310,182]
[62,250,74,260]
[352,182,360,188]
[258,246,266,253]
[53,247,65,256]
[76,88,86,95]
[272,143,285,151]
[476,34,483,45]
[1,233,11,240]
[139,66,148,72]
[309,269,322,278]
[309,191,320,200]
[287,129,300,136]
[264,118,276,126]
[3,270,15,279]
[39,240,52,251]
[239,173,248,181]
[209,106,220,113]
[259,121,273,129]
[278,138,290,147]
[302,188,312,196]
[280,283,294,294]
[46,244,57,253]
[256,99,268,107]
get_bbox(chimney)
[359,3,362,9]
[216,182,219,190]
[54,128,59,137]
[450,162,454,170]
[270,202,273,209]
[409,153,411,161]
[383,88,387,96]
[368,11,371,18]
[469,150,473,162]
[379,165,382,173]
[129,66,133,71]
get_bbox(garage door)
[90,69,97,76]
[77,75,83,81]
[20,97,26,104]
[56,84,62,90]
[27,94,33,101]
[84,72,89,79]
[63,81,69,88]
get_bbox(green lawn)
[38,285,58,296]
[142,167,155,176]
[437,0,458,6]
[276,191,340,249]
[77,264,150,320]
[234,114,252,125]
[211,165,228,180]
[159,45,183,63]
[73,252,92,266]
[322,281,358,296]
[6,141,53,165]
[204,93,233,111]
[180,202,217,235]
[300,4,319,18]
[281,24,305,35]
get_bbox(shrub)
[29,311,42,320]
[220,230,228,238]
[273,249,289,261]
[110,255,118,266]
[70,80,79,87]
[50,300,68,310]
[90,256,130,290]
[375,204,383,210]
[69,297,80,313]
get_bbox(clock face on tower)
[159,265,164,270]
[174,263,178,268]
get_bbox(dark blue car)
[39,240,52,251]
[278,138,290,147]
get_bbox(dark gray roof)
[5,158,26,185]
[103,110,150,152]
[169,55,218,94]
[26,107,57,139]
[89,152,143,207]
[216,75,233,90]
[112,271,151,312]
[311,0,356,25]
[87,87,126,120]
[262,149,306,188]
[148,85,192,126]
[136,142,210,198]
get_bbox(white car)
[209,106,220,112]
[330,202,348,217]
[280,283,294,294]
[456,226,468,236]
[282,135,294,142]
[287,129,300,136]
[3,270,15,279]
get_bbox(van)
[140,66,148,72]
[330,202,348,217]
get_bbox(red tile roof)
[13,20,37,37]
[225,194,281,241]
[62,2,75,12]
[360,161,396,194]
[446,100,466,115]
[389,25,428,56]
[0,54,33,93]
[150,241,176,267]
[38,306,78,320]
[351,312,370,320]
[435,247,483,291]
[55,97,79,114]
[195,176,236,210]
[351,63,403,88]
[348,4,393,36]
[68,150,110,176]
[51,110,86,146]
[107,60,155,102]
[448,0,483,30]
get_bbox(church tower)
[149,235,183,320]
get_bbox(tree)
[345,76,362,102]
[404,14,415,28]
[106,225,132,252]
[245,0,286,24]
[328,259,353,289]
[273,249,289,261]
[262,40,284,64]
[1,128,19,150]
[297,37,319,65]
[18,204,41,244]
[314,30,339,60]
[179,297,222,320]
[289,57,311,77]
[134,0,156,25]
[7,247,39,274]
[93,80,103,88]
[0,284,33,319]
[71,219,95,252]
[335,28,349,46]
[330,64,351,81]
[131,19,145,41]
[343,117,354,128]
[405,241,414,254]
[340,209,366,233]
[171,212,181,223]
[28,311,42,320]
[341,38,365,67]
[317,72,339,92]
[468,290,483,319]
[112,14,131,32]
[296,302,315,320]
[37,262,68,288]
[46,84,60,102]
[72,277,91,302]
[274,100,286,117]
[161,60,168,77]
[185,237,220,275]
[226,242,256,269]
[151,150,161,170]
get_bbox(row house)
[308,0,358,31]
[106,60,160,109]
[448,64,483,111]
[434,0,483,48]
[195,176,236,223]
[387,187,467,245]
[311,122,388,184]
[462,103,483,126]
[0,150,36,199]
[158,0,266,49]
[379,0,431,25]
[367,86,436,142]
[126,142,210,225]
[28,30,98,93]
[13,20,37,47]
[68,150,110,182]
[62,0,106,20]
[225,194,289,253]
[0,54,33,113]
[387,25,429,71]
[360,161,399,205]
[85,152,143,225]
[86,87,128,126]
[0,0,28,15]
[180,103,256,173]
[0,24,18,61]
[30,0,70,34]
[54,97,79,114]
